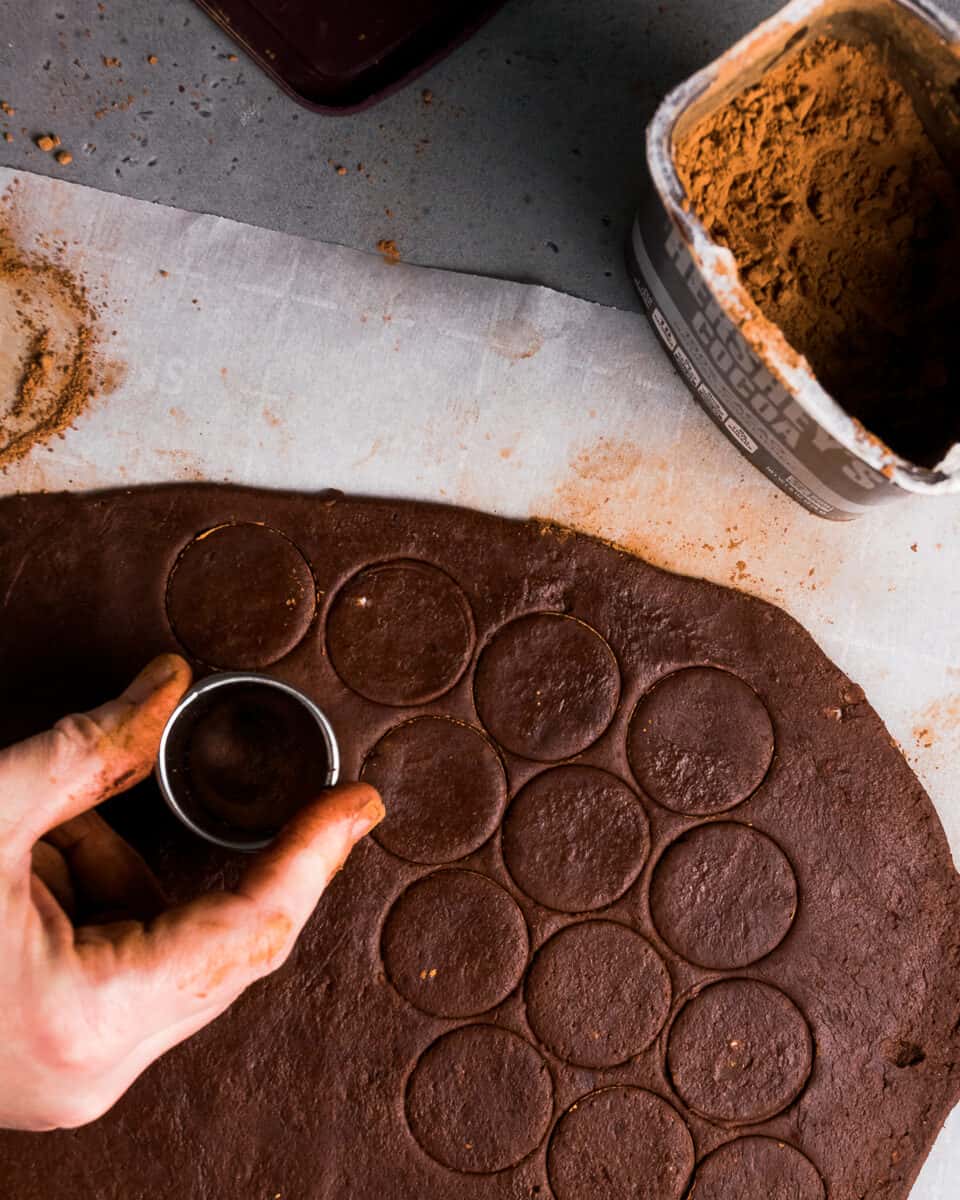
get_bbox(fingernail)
[352,795,385,839]
[126,654,189,704]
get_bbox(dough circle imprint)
[547,1087,695,1200]
[326,559,474,705]
[501,765,650,911]
[627,666,775,814]
[524,921,672,1068]
[360,716,508,864]
[667,979,813,1124]
[381,869,528,1018]
[165,523,316,668]
[474,612,620,761]
[405,1025,553,1174]
[650,822,798,969]
[688,1136,826,1200]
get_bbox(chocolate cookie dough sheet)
[1,166,959,1195]
[0,485,958,1200]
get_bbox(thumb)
[77,783,385,1037]
[0,654,192,861]
[236,781,386,933]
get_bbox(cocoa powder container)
[630,0,960,519]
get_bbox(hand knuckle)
[252,905,296,975]
[50,713,103,767]
[31,1013,101,1074]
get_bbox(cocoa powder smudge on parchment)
[0,217,103,469]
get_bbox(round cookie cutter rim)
[155,670,341,853]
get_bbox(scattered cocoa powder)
[0,213,104,469]
[14,333,56,418]
[677,36,960,467]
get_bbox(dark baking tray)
[192,0,508,113]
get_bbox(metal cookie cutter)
[156,671,340,852]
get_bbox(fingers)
[29,870,76,947]
[30,842,76,917]
[238,782,384,927]
[45,810,166,922]
[77,783,383,1034]
[0,655,191,859]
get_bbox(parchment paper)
[1,167,957,1193]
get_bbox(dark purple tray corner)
[193,0,508,114]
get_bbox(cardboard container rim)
[645,0,960,497]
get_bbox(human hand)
[0,654,383,1132]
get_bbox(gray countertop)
[2,0,959,312]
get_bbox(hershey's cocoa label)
[629,193,902,520]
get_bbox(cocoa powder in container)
[676,35,960,468]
